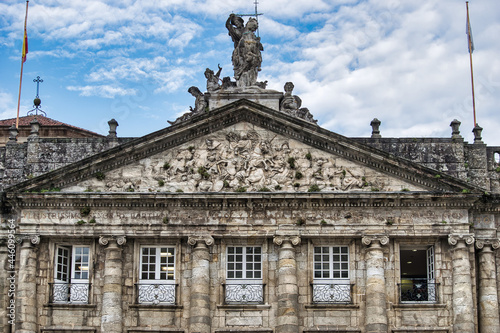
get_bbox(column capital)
[273,235,301,247]
[448,233,475,246]
[99,235,126,247]
[362,235,389,247]
[475,238,500,250]
[188,235,214,247]
[15,234,40,246]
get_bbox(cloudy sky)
[0,0,499,145]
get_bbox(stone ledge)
[217,304,271,310]
[303,328,361,333]
[305,304,360,310]
[128,304,183,311]
[41,327,96,333]
[215,329,273,333]
[44,303,97,310]
[127,329,184,333]
[391,303,447,310]
[391,328,449,333]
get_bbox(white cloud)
[67,85,136,98]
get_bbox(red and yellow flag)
[22,27,28,63]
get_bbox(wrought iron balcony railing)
[49,282,91,304]
[224,283,264,304]
[136,283,177,305]
[311,283,353,304]
[399,279,438,303]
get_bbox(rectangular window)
[52,245,90,304]
[137,246,176,304]
[399,245,437,303]
[225,246,263,304]
[312,246,351,304]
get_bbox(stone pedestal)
[476,239,500,333]
[99,236,126,333]
[15,236,39,333]
[273,235,301,333]
[188,235,214,333]
[208,90,283,111]
[362,236,389,333]
[448,234,475,333]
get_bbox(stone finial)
[8,124,18,144]
[450,119,462,139]
[473,124,483,144]
[28,118,40,140]
[107,119,118,138]
[370,118,381,138]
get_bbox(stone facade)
[1,98,500,333]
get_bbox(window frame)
[224,245,264,304]
[137,245,177,305]
[52,244,91,304]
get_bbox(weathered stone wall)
[0,137,133,191]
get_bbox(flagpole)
[466,1,477,127]
[16,0,29,129]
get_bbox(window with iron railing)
[399,246,437,303]
[52,245,90,304]
[225,246,263,304]
[138,246,176,305]
[312,246,352,304]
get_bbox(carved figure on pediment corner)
[188,86,208,113]
[205,65,222,93]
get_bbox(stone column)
[362,235,389,333]
[448,234,475,333]
[99,236,126,333]
[16,235,40,333]
[476,239,500,333]
[188,235,214,333]
[273,235,301,333]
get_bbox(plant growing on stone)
[223,180,230,188]
[305,152,312,160]
[163,162,171,170]
[296,218,305,226]
[176,189,184,193]
[235,186,247,193]
[308,184,321,192]
[163,217,169,224]
[80,207,91,217]
[197,166,210,179]
[320,219,327,225]
[295,171,303,180]
[371,187,380,192]
[89,218,96,224]
[76,220,86,225]
[257,187,271,192]
[188,146,195,153]
[274,185,282,191]
[287,157,296,169]
[126,186,135,192]
[158,179,165,187]
[434,174,441,179]
[496,167,500,173]
[293,183,300,188]
[94,172,105,181]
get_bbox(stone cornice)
[5,100,480,195]
[7,192,480,210]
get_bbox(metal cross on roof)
[33,76,43,98]
[235,0,264,37]
[27,76,46,117]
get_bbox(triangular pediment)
[7,99,476,194]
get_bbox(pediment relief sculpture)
[64,125,424,193]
